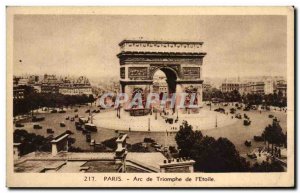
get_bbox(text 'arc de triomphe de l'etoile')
[117,39,206,114]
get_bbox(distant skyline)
[14,15,287,80]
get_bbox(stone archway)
[117,39,206,114]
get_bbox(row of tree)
[13,85,95,116]
[203,89,287,107]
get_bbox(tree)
[190,137,249,172]
[14,129,51,155]
[175,121,203,157]
[175,121,249,172]
[263,120,285,155]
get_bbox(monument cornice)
[176,80,204,84]
[119,39,204,46]
[117,51,206,58]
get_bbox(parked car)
[230,108,236,114]
[268,114,274,118]
[214,108,225,113]
[50,109,57,113]
[46,128,54,134]
[33,124,42,129]
[247,153,257,159]
[79,117,89,124]
[235,113,242,119]
[251,105,257,110]
[70,117,75,121]
[15,122,24,127]
[253,135,264,142]
[60,122,66,127]
[74,109,78,112]
[85,123,97,132]
[244,114,249,119]
[58,110,66,113]
[244,119,251,126]
[66,116,70,120]
[243,107,250,111]
[32,116,45,122]
[75,122,82,130]
[244,140,252,147]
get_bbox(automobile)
[153,144,161,149]
[206,103,211,106]
[237,106,242,110]
[244,114,249,119]
[50,109,57,113]
[60,122,66,127]
[235,113,242,119]
[46,128,54,134]
[268,114,274,118]
[244,140,252,147]
[66,130,74,135]
[94,110,100,113]
[65,116,69,120]
[165,118,173,124]
[230,108,236,114]
[79,117,89,124]
[58,110,66,113]
[75,122,82,130]
[15,122,24,127]
[33,124,42,129]
[82,128,90,134]
[251,105,257,110]
[32,116,45,122]
[244,119,251,126]
[90,139,95,146]
[70,117,75,121]
[214,108,225,113]
[74,109,78,112]
[85,123,97,132]
[247,153,257,159]
[253,135,264,142]
[85,109,90,113]
[243,107,250,111]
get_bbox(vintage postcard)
[6,6,294,188]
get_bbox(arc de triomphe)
[117,39,206,114]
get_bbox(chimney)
[114,134,128,172]
[51,132,70,156]
[13,143,21,160]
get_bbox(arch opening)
[152,67,177,95]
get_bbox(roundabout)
[93,108,237,132]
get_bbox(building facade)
[221,82,240,93]
[41,74,92,95]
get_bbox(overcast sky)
[13,15,287,81]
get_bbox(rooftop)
[14,152,167,173]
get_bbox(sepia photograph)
[6,6,294,188]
